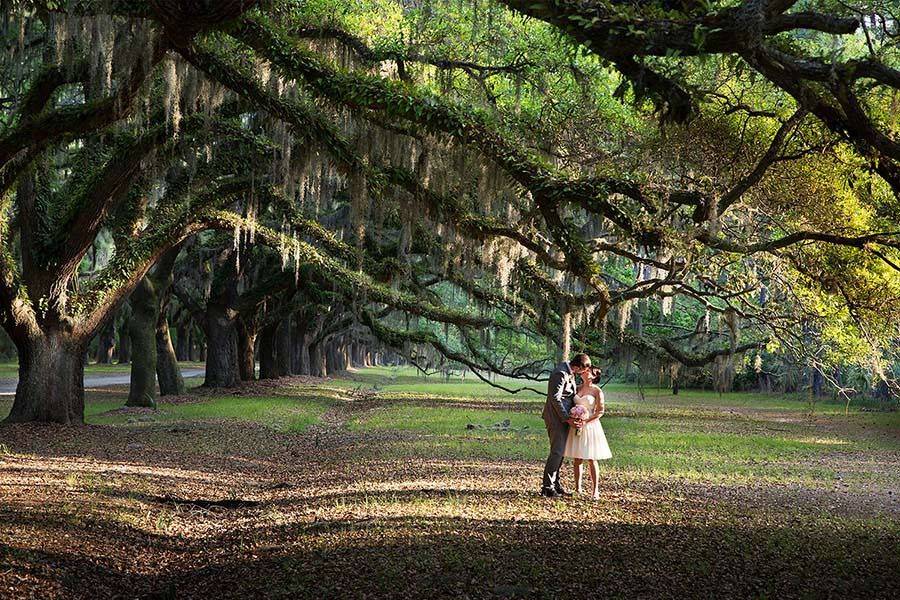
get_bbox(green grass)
[88,395,330,432]
[345,369,899,485]
[339,365,896,414]
[2,363,897,487]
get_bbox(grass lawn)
[0,366,897,598]
[344,367,899,485]
[89,395,330,432]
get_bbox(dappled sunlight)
[795,436,852,446]
[2,374,897,596]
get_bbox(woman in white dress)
[564,368,612,500]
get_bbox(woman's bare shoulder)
[592,386,605,399]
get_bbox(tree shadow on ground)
[2,510,898,599]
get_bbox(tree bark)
[275,318,292,377]
[156,311,185,396]
[292,316,310,375]
[116,305,132,364]
[127,277,158,407]
[95,320,116,364]
[236,316,257,382]
[204,305,240,387]
[309,338,326,377]
[258,321,278,379]
[5,331,86,424]
[175,319,191,361]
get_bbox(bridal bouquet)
[570,405,589,436]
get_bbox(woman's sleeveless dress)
[563,393,612,460]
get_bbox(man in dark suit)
[541,353,592,497]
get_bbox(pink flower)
[570,405,589,436]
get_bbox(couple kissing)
[541,354,612,500]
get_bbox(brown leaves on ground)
[0,388,898,599]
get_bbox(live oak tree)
[1,0,898,423]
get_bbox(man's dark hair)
[569,353,590,368]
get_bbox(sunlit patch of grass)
[794,437,852,446]
[88,395,331,432]
[348,404,873,485]
[349,404,543,434]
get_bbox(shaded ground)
[0,369,898,598]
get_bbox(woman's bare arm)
[589,387,605,420]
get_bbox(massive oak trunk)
[204,305,240,387]
[127,277,159,407]
[5,331,86,424]
[236,317,257,382]
[275,319,292,376]
[157,312,185,395]
[202,251,241,388]
[127,245,185,403]
[308,338,326,377]
[258,320,278,379]
[175,325,189,360]
[259,318,291,379]
[292,316,310,375]
[290,331,302,374]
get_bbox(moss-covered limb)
[497,1,900,194]
[0,192,33,341]
[37,112,217,289]
[658,338,761,368]
[253,186,359,265]
[72,176,257,337]
[603,325,763,369]
[102,115,285,241]
[516,259,610,310]
[591,241,673,271]
[43,0,260,44]
[179,34,622,289]
[14,60,90,124]
[358,310,544,395]
[73,218,214,341]
[490,1,708,121]
[292,25,532,77]
[379,165,566,270]
[308,308,354,347]
[607,54,694,125]
[178,41,362,173]
[230,17,644,230]
[35,0,153,18]
[0,144,44,198]
[518,251,684,315]
[458,328,548,382]
[532,196,604,282]
[443,270,539,324]
[697,230,900,256]
[495,1,766,61]
[0,35,168,170]
[188,210,500,331]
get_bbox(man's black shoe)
[539,488,559,498]
[554,488,572,496]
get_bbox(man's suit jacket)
[543,361,577,423]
